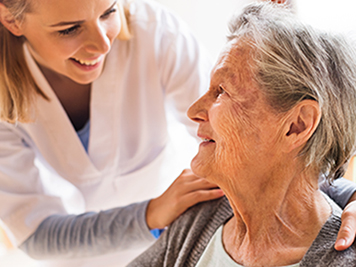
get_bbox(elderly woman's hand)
[146,169,224,230]
[335,192,356,250]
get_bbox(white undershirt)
[196,225,300,267]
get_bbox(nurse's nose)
[84,23,111,54]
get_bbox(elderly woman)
[129,2,356,266]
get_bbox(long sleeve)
[19,200,155,259]
[319,177,356,209]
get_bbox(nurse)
[0,0,355,266]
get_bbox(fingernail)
[336,238,346,248]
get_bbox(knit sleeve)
[19,200,155,259]
[319,177,356,209]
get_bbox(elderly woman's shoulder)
[322,244,356,266]
[301,197,356,266]
[167,197,232,244]
[173,196,356,267]
[302,242,356,266]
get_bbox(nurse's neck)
[38,63,91,131]
[37,63,90,94]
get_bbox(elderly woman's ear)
[284,100,321,152]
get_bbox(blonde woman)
[0,0,225,266]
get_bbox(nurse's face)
[17,0,121,84]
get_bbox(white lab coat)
[0,0,212,266]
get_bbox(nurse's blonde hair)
[0,0,131,123]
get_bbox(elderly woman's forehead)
[223,40,250,56]
[219,41,252,64]
[212,42,253,79]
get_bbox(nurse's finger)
[179,188,224,210]
[176,169,217,184]
[335,200,356,251]
[146,187,224,229]
[173,169,219,192]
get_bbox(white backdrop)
[155,0,356,61]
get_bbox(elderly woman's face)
[188,42,283,182]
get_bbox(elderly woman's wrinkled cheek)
[213,107,259,176]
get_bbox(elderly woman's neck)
[222,171,331,266]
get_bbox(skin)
[0,0,224,232]
[15,0,121,130]
[146,169,224,229]
[187,40,344,266]
[266,0,356,251]
[19,0,121,85]
[0,0,355,246]
[336,193,356,250]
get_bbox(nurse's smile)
[70,56,104,72]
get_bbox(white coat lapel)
[22,44,100,182]
[89,40,123,172]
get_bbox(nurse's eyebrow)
[50,20,85,27]
[49,1,117,27]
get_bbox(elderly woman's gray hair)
[227,2,356,181]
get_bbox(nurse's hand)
[335,192,356,251]
[146,169,224,230]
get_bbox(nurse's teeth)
[75,58,100,66]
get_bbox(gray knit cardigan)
[128,195,356,267]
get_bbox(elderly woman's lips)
[199,139,215,149]
[200,138,215,146]
[198,133,215,142]
[198,133,215,144]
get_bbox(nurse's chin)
[67,71,103,85]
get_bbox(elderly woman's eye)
[217,86,226,97]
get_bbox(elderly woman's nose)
[187,97,208,123]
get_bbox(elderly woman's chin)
[190,150,215,180]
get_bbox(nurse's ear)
[0,3,24,36]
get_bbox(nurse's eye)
[58,25,80,36]
[101,7,117,19]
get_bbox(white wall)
[155,0,253,61]
[155,0,356,62]
[297,0,356,36]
